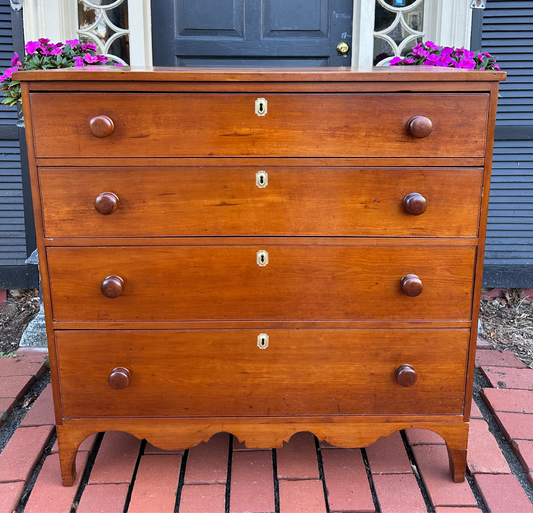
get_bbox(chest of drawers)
[17,66,504,485]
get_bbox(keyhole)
[257,333,269,349]
[257,250,268,266]
[260,254,265,264]
[259,175,264,185]
[259,102,264,113]
[260,337,265,346]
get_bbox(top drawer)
[30,93,489,158]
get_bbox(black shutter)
[472,0,533,287]
[0,0,37,289]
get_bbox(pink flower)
[480,67,485,70]
[425,41,440,50]
[38,38,50,45]
[389,56,403,65]
[0,67,17,82]
[97,55,108,64]
[457,58,476,69]
[441,47,454,56]
[402,58,415,64]
[41,50,51,55]
[65,39,80,47]
[83,53,99,64]
[114,62,123,66]
[73,56,84,67]
[25,40,40,54]
[463,49,475,59]
[495,64,501,71]
[51,47,62,56]
[81,43,97,52]
[10,52,19,67]
[413,46,430,58]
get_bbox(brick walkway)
[1,343,532,513]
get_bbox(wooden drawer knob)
[108,367,130,390]
[101,275,124,298]
[395,364,417,387]
[95,192,120,215]
[400,274,423,297]
[90,115,115,138]
[403,192,427,215]
[408,116,433,138]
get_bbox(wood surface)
[46,245,476,322]
[30,92,489,158]
[17,67,504,485]
[38,166,483,238]
[55,329,468,418]
[14,65,506,82]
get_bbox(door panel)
[152,0,353,66]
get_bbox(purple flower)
[463,49,475,59]
[114,62,123,66]
[480,67,485,70]
[25,40,41,55]
[495,64,501,71]
[41,50,51,55]
[51,47,62,56]
[425,41,440,50]
[413,46,430,58]
[38,38,50,45]
[389,56,403,65]
[97,54,108,64]
[73,56,84,67]
[484,52,493,58]
[457,58,476,69]
[65,39,80,47]
[81,43,97,52]
[10,52,19,67]
[0,67,17,82]
[441,47,454,56]
[83,53,99,64]
[402,58,415,64]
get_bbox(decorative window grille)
[77,0,130,65]
[373,0,425,66]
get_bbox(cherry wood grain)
[38,166,483,238]
[408,116,433,138]
[30,93,489,158]
[56,329,468,417]
[46,245,476,322]
[15,65,507,83]
[56,418,469,485]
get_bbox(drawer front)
[56,329,468,417]
[31,93,488,158]
[39,166,483,238]
[47,245,476,322]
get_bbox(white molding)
[24,0,76,44]
[352,0,474,68]
[425,0,472,48]
[23,0,153,66]
[128,0,153,66]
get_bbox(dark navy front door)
[152,0,353,66]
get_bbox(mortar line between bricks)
[360,447,381,513]
[69,432,105,513]
[123,438,145,513]
[15,429,57,513]
[225,435,234,513]
[314,436,332,513]
[399,430,435,513]
[0,369,51,456]
[272,447,280,513]
[473,368,533,504]
[173,446,188,513]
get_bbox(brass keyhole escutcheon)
[336,41,350,56]
[255,98,267,116]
